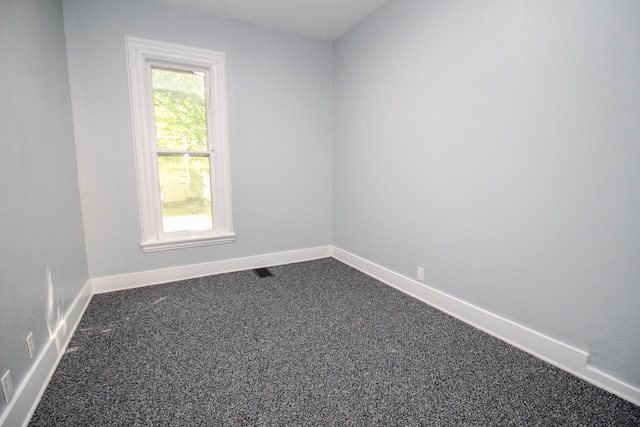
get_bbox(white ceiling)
[154,0,387,41]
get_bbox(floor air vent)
[253,268,274,278]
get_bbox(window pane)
[152,68,208,152]
[158,155,213,233]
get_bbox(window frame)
[126,36,234,252]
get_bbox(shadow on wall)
[46,265,66,355]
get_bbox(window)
[126,37,234,252]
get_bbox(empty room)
[1,0,639,424]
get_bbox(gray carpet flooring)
[30,258,640,426]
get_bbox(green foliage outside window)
[152,68,213,229]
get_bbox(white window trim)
[126,36,234,252]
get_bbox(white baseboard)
[0,280,92,427]
[581,365,640,407]
[91,246,333,294]
[331,246,640,407]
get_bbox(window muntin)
[126,37,234,251]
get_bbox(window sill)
[141,233,235,252]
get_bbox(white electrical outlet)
[417,267,425,282]
[26,332,35,359]
[1,371,14,403]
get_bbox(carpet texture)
[30,258,640,425]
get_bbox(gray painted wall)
[0,0,89,416]
[333,0,640,388]
[62,0,333,278]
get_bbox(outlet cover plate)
[26,332,35,359]
[1,371,14,403]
